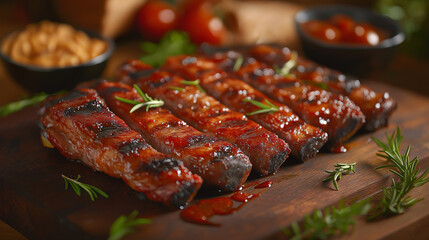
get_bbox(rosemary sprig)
[233,56,244,72]
[108,210,151,240]
[180,79,206,93]
[274,52,298,78]
[283,199,372,240]
[323,162,356,191]
[0,91,64,117]
[62,174,108,201]
[168,86,185,92]
[242,98,279,115]
[368,127,429,219]
[115,84,164,113]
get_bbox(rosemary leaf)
[181,79,206,93]
[242,98,279,115]
[168,86,185,92]
[368,127,429,219]
[275,52,298,77]
[323,162,356,191]
[62,174,108,202]
[0,91,64,117]
[233,56,244,72]
[283,199,371,240]
[108,210,151,240]
[115,85,164,113]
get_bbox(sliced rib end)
[220,155,252,192]
[297,133,328,161]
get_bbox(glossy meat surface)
[117,61,291,175]
[38,88,202,207]
[248,45,397,131]
[207,52,365,148]
[96,80,251,191]
[163,56,328,160]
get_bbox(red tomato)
[179,0,226,45]
[331,14,355,36]
[346,24,381,46]
[302,21,341,43]
[136,0,178,41]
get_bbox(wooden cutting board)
[1,81,429,240]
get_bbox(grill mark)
[119,139,148,155]
[275,81,298,89]
[92,121,128,138]
[185,134,217,149]
[139,157,180,175]
[101,86,129,96]
[63,100,104,116]
[45,89,87,108]
[220,119,249,128]
[129,69,156,80]
[150,75,172,88]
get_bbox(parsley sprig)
[115,84,164,113]
[368,127,429,219]
[62,174,108,201]
[108,210,151,240]
[283,199,371,240]
[323,162,356,191]
[242,98,279,115]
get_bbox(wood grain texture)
[0,81,428,240]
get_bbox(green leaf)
[324,162,356,191]
[242,98,279,115]
[115,85,164,113]
[0,91,65,117]
[108,210,151,240]
[140,31,196,68]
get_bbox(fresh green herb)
[303,80,329,90]
[115,84,164,113]
[108,210,151,240]
[283,199,372,240]
[180,79,206,93]
[242,98,279,115]
[368,127,429,220]
[275,52,298,77]
[233,56,244,72]
[62,174,108,202]
[168,86,185,92]
[0,91,61,117]
[140,31,196,67]
[323,162,356,191]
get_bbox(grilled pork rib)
[205,52,365,148]
[95,80,252,191]
[38,88,202,207]
[247,45,397,131]
[117,60,291,175]
[163,56,328,160]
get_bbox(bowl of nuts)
[0,21,114,93]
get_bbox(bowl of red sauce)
[295,5,405,76]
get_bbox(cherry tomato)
[331,14,355,36]
[302,21,341,43]
[179,0,226,45]
[346,24,381,46]
[136,0,178,41]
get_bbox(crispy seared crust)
[163,56,328,160]
[96,81,252,191]
[38,88,202,207]
[247,45,397,132]
[117,61,291,175]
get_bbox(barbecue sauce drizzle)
[181,180,272,226]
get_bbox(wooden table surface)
[1,1,429,239]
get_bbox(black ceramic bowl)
[295,5,405,76]
[0,28,114,93]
